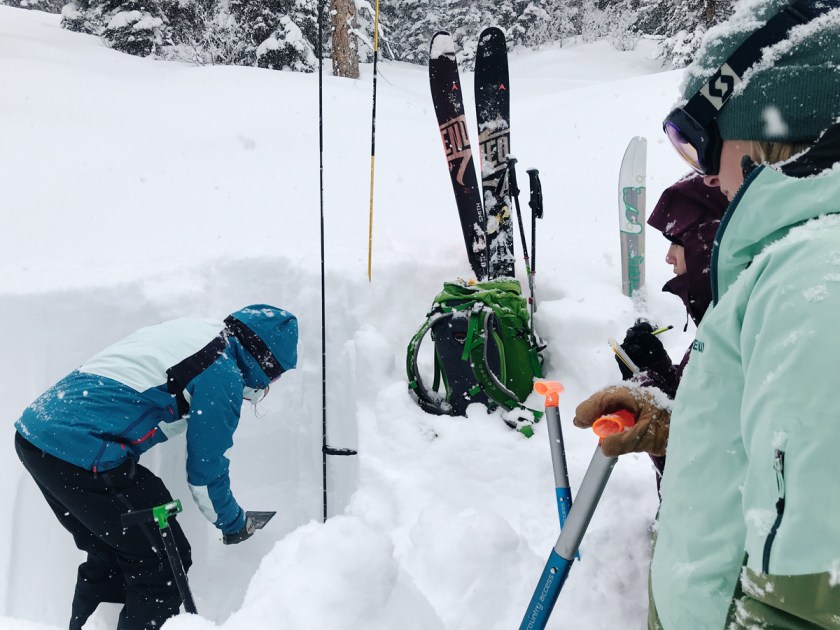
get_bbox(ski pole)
[533,381,572,529]
[121,500,197,614]
[507,157,535,318]
[520,412,635,630]
[527,168,543,311]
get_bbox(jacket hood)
[648,174,728,241]
[225,305,298,388]
[649,175,728,325]
[714,129,840,301]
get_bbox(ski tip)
[429,32,456,60]
[478,26,506,42]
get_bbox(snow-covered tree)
[0,0,64,12]
[511,0,577,49]
[102,1,165,56]
[637,0,733,67]
[60,0,202,57]
[257,14,316,71]
[379,0,443,65]
[606,0,640,52]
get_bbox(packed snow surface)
[1,7,697,629]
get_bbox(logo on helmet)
[700,63,742,110]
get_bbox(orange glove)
[573,386,670,457]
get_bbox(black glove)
[222,514,255,545]
[616,319,670,380]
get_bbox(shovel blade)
[246,511,276,530]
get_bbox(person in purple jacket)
[614,175,728,492]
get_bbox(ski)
[475,26,515,279]
[618,136,647,298]
[429,31,488,280]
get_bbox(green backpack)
[406,279,544,435]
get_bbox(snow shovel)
[121,500,198,614]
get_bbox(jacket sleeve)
[183,357,246,534]
[633,358,680,399]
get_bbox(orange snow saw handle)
[534,381,565,407]
[592,409,636,438]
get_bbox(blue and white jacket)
[15,304,298,534]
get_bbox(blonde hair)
[745,141,812,166]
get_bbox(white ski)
[618,137,647,298]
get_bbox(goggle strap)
[687,0,831,121]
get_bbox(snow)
[0,7,698,629]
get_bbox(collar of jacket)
[782,122,840,178]
[711,162,840,304]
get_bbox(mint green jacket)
[649,164,840,628]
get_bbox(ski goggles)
[663,107,723,176]
[662,0,828,176]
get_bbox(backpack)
[406,279,544,435]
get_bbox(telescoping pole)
[317,0,359,523]
[366,0,380,281]
[520,395,636,630]
[533,381,572,528]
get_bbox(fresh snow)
[1,7,699,629]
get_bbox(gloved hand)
[573,386,670,457]
[222,514,255,545]
[616,319,670,380]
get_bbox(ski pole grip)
[527,169,543,219]
[592,409,635,438]
[507,156,520,196]
[534,381,564,408]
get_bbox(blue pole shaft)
[520,446,619,629]
[519,550,572,630]
[545,405,571,527]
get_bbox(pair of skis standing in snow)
[426,28,649,629]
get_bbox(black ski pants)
[14,431,192,630]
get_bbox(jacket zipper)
[762,449,786,573]
[90,407,162,471]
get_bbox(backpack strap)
[465,306,544,424]
[406,311,454,415]
[465,307,522,411]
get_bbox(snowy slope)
[1,7,695,629]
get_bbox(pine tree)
[232,0,318,72]
[101,0,166,57]
[381,0,444,65]
[637,0,733,67]
[511,0,577,49]
[0,0,64,12]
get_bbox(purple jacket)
[639,175,728,485]
[640,175,729,397]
